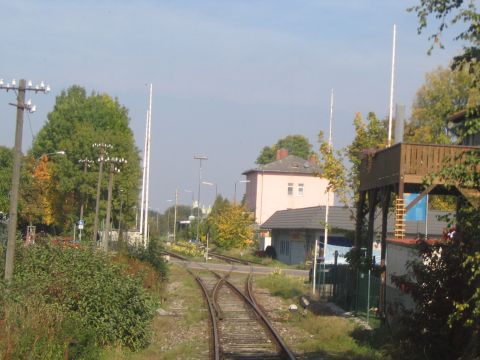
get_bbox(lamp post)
[166,199,173,240]
[194,155,208,242]
[103,157,127,251]
[2,78,50,282]
[202,181,217,202]
[118,189,124,242]
[78,157,94,243]
[92,143,112,245]
[234,180,250,205]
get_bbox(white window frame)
[297,183,304,196]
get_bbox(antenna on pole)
[387,24,397,147]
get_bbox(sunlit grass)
[255,273,392,360]
[256,273,306,299]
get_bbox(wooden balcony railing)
[359,143,478,191]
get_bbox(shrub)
[1,242,156,355]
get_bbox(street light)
[35,150,66,161]
[78,157,94,243]
[202,181,218,201]
[92,143,113,245]
[234,180,250,204]
[194,155,208,242]
[103,157,127,251]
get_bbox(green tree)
[405,66,474,144]
[346,112,387,199]
[256,135,313,164]
[28,86,141,236]
[0,147,12,215]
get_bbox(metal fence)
[314,263,381,324]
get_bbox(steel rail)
[221,276,296,360]
[187,269,220,360]
[165,249,296,359]
[208,252,252,265]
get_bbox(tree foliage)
[405,66,474,144]
[408,0,480,53]
[316,131,348,205]
[256,135,313,164]
[207,202,254,249]
[27,86,141,236]
[0,146,12,216]
[346,112,387,199]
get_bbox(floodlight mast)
[2,78,50,282]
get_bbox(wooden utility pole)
[2,78,50,281]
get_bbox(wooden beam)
[404,184,436,212]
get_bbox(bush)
[126,236,168,280]
[1,242,157,356]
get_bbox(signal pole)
[1,78,50,282]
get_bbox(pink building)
[242,149,333,225]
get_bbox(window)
[279,239,290,256]
[287,183,293,196]
[297,183,304,196]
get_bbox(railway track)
[163,250,296,359]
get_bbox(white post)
[139,109,149,234]
[174,188,178,242]
[322,89,334,297]
[143,84,153,247]
[313,88,334,296]
[387,24,397,147]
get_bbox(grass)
[256,272,306,299]
[255,273,394,360]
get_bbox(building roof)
[242,155,321,175]
[260,205,450,236]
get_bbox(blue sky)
[0,0,466,213]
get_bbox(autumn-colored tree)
[19,155,56,226]
[207,202,254,249]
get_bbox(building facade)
[243,149,333,224]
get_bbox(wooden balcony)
[359,143,479,192]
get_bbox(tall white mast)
[313,88,334,295]
[143,83,153,246]
[387,24,397,147]
[139,109,149,235]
